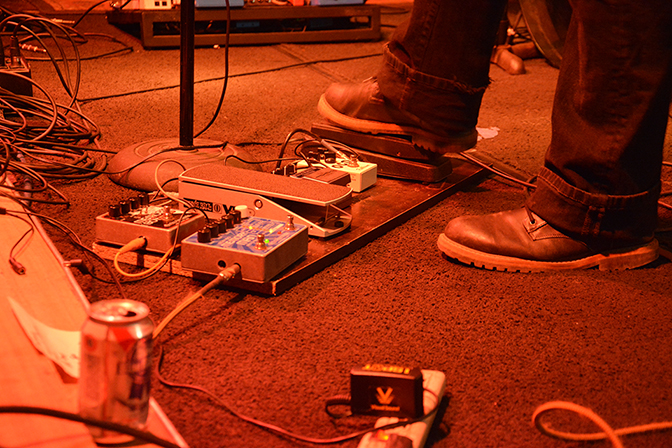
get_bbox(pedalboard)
[180,215,308,283]
[95,194,206,252]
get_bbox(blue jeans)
[377,0,672,246]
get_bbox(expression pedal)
[357,370,446,448]
[179,164,353,238]
[95,195,206,252]
[180,215,309,283]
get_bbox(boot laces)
[524,206,536,225]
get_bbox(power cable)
[0,406,181,448]
[533,400,672,447]
[78,52,383,103]
[156,345,441,445]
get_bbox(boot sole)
[437,233,659,272]
[317,95,478,153]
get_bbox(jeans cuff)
[376,43,487,134]
[526,167,660,246]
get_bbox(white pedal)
[297,158,377,192]
[357,370,446,448]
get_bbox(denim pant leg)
[527,0,672,247]
[376,0,507,135]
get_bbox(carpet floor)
[3,2,672,447]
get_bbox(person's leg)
[527,0,672,247]
[438,0,672,271]
[318,0,507,152]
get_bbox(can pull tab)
[115,307,137,318]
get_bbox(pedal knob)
[128,197,139,210]
[108,204,121,218]
[137,193,149,207]
[324,152,336,163]
[223,214,235,229]
[230,209,242,224]
[235,205,250,219]
[119,200,131,215]
[197,228,211,243]
[207,222,220,238]
[217,218,228,234]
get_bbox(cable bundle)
[0,7,122,206]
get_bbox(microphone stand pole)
[180,0,195,147]
[107,0,250,191]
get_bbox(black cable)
[275,128,322,171]
[194,0,231,138]
[156,345,441,445]
[0,10,109,207]
[101,142,226,176]
[72,0,110,28]
[4,15,82,103]
[78,53,383,103]
[5,212,34,275]
[20,30,133,62]
[324,394,353,418]
[0,406,181,448]
[8,0,133,62]
[461,152,672,212]
[3,163,70,206]
[225,154,299,167]
[459,151,537,190]
[1,200,129,301]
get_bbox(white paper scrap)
[8,297,81,379]
[477,126,500,140]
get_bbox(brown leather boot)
[318,78,478,153]
[437,208,659,272]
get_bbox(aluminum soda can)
[79,299,154,442]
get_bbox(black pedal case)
[0,57,32,97]
[350,364,423,418]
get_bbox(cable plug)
[19,43,46,54]
[325,394,352,418]
[9,258,26,275]
[64,259,90,276]
[119,236,148,255]
[48,18,76,25]
[9,36,22,69]
[217,263,241,282]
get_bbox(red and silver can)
[79,299,154,442]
